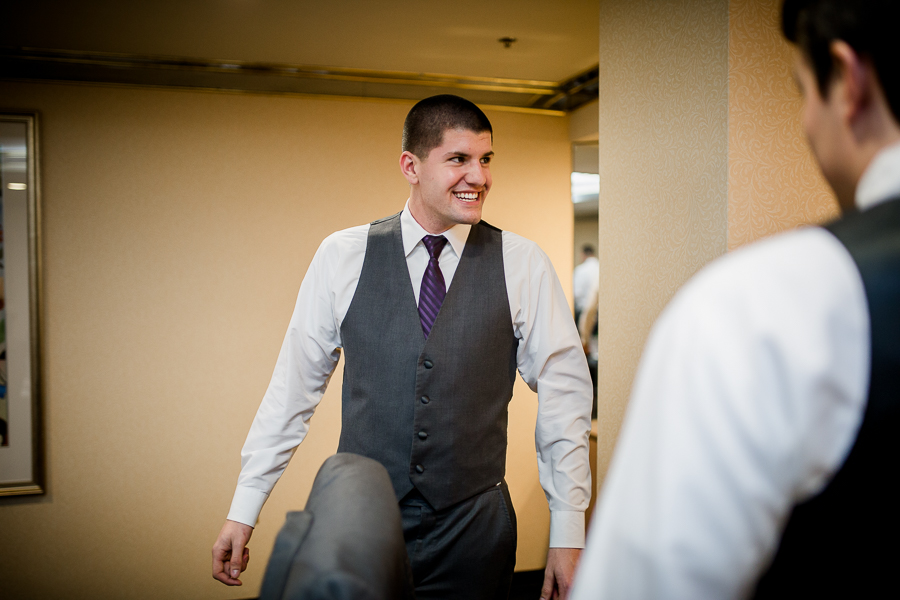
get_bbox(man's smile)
[453,191,480,201]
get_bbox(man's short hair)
[782,0,899,122]
[582,244,596,256]
[402,95,493,159]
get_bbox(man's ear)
[399,151,419,185]
[830,40,871,123]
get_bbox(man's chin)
[454,203,484,223]
[457,211,483,225]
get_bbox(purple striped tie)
[419,235,448,339]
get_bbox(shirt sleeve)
[226,229,363,527]
[571,228,870,599]
[503,232,594,548]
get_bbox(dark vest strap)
[753,198,900,598]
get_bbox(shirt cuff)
[549,510,585,548]
[226,485,270,528]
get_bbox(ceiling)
[0,0,600,111]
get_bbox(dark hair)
[782,0,899,122]
[402,95,493,159]
[582,244,596,256]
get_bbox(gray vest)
[337,213,519,510]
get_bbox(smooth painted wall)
[0,80,573,599]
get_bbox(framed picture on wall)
[0,111,43,496]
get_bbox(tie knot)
[422,235,448,259]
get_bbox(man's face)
[794,49,854,209]
[405,128,493,233]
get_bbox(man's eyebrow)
[443,150,495,158]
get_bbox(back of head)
[782,0,900,122]
[402,94,492,159]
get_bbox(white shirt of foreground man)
[571,148,900,599]
[570,3,900,596]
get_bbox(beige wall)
[594,0,839,498]
[728,0,838,248]
[595,0,730,486]
[0,80,572,599]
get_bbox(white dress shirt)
[228,203,593,548]
[572,142,900,599]
[573,255,600,314]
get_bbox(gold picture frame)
[0,111,43,496]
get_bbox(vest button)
[418,431,428,440]
[420,395,430,404]
[423,359,434,369]
[415,464,425,474]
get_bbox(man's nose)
[466,162,487,187]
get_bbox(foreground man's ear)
[829,40,871,125]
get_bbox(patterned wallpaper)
[595,0,842,493]
[728,0,838,249]
[596,0,729,482]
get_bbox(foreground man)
[213,95,593,600]
[572,0,899,597]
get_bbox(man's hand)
[540,547,582,600]
[212,520,253,586]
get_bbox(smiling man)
[571,0,900,598]
[212,95,593,600]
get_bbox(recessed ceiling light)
[7,183,27,191]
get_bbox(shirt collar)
[856,140,900,211]
[400,200,471,258]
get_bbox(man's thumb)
[230,539,245,579]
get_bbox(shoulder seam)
[370,212,402,226]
